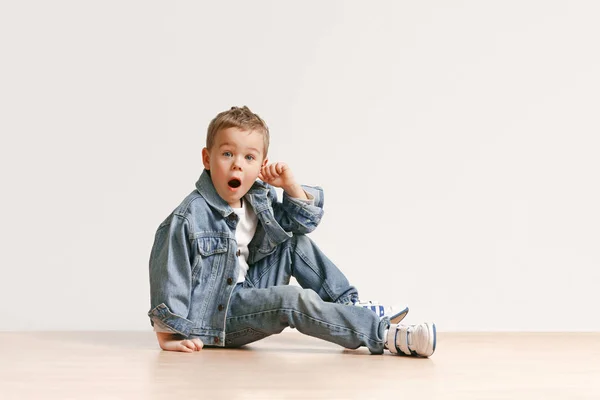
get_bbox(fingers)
[261,162,287,182]
[159,336,204,353]
[191,338,204,351]
[260,165,271,182]
[182,339,203,351]
[261,163,275,181]
[276,162,287,175]
[177,342,194,353]
[172,339,203,353]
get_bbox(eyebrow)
[219,143,261,154]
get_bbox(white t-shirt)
[231,197,258,283]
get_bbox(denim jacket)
[148,170,324,346]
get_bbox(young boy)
[148,106,436,357]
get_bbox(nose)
[232,156,243,171]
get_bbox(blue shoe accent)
[389,306,409,324]
[354,301,408,321]
[408,330,418,356]
[432,323,437,352]
[394,324,402,354]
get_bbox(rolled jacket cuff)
[148,303,195,337]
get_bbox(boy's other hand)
[156,332,203,353]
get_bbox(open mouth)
[228,178,241,188]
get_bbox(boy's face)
[202,127,268,208]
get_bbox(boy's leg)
[245,234,358,304]
[223,283,388,353]
[225,235,436,356]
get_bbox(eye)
[222,151,233,157]
[245,154,256,161]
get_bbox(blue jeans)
[222,235,390,354]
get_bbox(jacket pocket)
[196,235,229,257]
[191,233,230,283]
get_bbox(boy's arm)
[278,185,324,234]
[148,214,196,339]
[279,182,308,201]
[259,162,324,234]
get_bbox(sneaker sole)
[422,322,436,357]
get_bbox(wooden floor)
[0,331,599,399]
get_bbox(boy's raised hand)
[259,162,308,200]
[156,332,203,353]
[259,162,296,190]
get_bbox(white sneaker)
[354,301,409,324]
[386,322,437,357]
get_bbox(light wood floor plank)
[0,331,598,399]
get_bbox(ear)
[261,157,269,169]
[202,148,211,170]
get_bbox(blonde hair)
[206,106,270,156]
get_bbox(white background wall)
[1,1,598,331]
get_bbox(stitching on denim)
[197,252,223,323]
[190,231,232,239]
[226,327,269,339]
[226,308,380,345]
[171,214,191,232]
[191,255,202,281]
[255,256,280,284]
[177,192,205,215]
[151,314,189,337]
[293,246,336,301]
[252,239,294,285]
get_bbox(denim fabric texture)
[148,170,389,353]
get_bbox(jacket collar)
[195,170,270,217]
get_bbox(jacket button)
[214,337,220,344]
[236,249,241,257]
[227,277,233,285]
[218,304,224,311]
